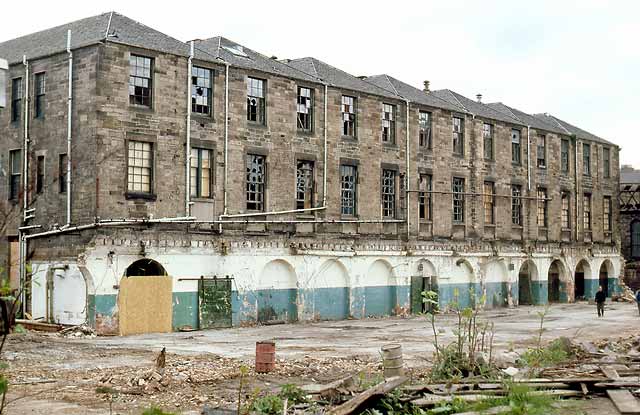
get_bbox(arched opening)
[365,259,396,317]
[574,259,591,300]
[258,260,298,323]
[632,220,640,259]
[440,259,476,309]
[518,260,538,306]
[315,259,350,320]
[484,260,509,308]
[125,259,167,277]
[599,260,614,298]
[548,260,565,303]
[411,260,438,314]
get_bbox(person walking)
[595,286,606,317]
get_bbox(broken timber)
[329,376,407,415]
[607,390,640,414]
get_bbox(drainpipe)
[526,126,531,191]
[185,41,194,216]
[323,83,328,207]
[223,60,229,215]
[574,136,579,242]
[405,99,410,240]
[22,55,29,220]
[66,30,73,225]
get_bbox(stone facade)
[0,14,623,334]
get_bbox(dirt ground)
[3,301,639,414]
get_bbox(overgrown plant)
[519,307,570,369]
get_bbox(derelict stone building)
[0,12,622,334]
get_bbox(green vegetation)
[519,338,570,369]
[141,408,176,415]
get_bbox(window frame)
[561,139,570,173]
[296,160,315,210]
[126,141,154,196]
[341,95,357,138]
[34,72,46,119]
[483,123,494,160]
[632,220,640,259]
[247,77,266,125]
[419,111,432,149]
[8,149,21,201]
[340,163,358,216]
[452,177,465,223]
[603,147,610,179]
[603,196,612,233]
[537,187,548,228]
[561,192,571,230]
[483,181,495,225]
[190,147,213,199]
[511,184,523,226]
[537,134,546,168]
[11,77,22,123]
[452,116,464,156]
[511,129,522,165]
[191,66,213,117]
[245,153,266,211]
[59,153,68,194]
[419,174,432,221]
[583,143,591,176]
[583,193,592,231]
[296,86,314,132]
[129,54,153,108]
[36,155,45,194]
[381,103,396,144]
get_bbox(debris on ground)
[613,280,637,302]
[59,324,97,338]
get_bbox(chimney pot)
[476,93,482,103]
[423,80,430,93]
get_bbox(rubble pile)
[612,280,637,302]
[59,324,97,338]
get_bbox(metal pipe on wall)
[526,126,531,191]
[20,55,29,316]
[405,100,410,240]
[574,136,579,242]
[185,41,194,216]
[66,30,73,225]
[323,83,328,207]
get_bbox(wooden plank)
[602,367,621,380]
[607,390,640,414]
[580,383,589,396]
[329,376,407,415]
[412,394,488,407]
[301,375,354,394]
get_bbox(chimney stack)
[423,80,430,93]
[476,94,482,103]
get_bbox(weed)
[519,338,570,369]
[278,383,307,405]
[251,394,284,415]
[141,407,176,415]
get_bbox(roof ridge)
[498,103,522,123]
[0,12,111,46]
[544,114,572,135]
[383,74,400,97]
[445,89,469,113]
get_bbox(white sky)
[2,0,639,167]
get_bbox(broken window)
[11,78,22,122]
[511,184,522,226]
[583,143,591,176]
[537,187,547,228]
[537,134,546,168]
[247,77,265,124]
[561,192,571,229]
[246,154,265,211]
[8,149,21,200]
[603,196,612,233]
[382,104,396,144]
[419,111,432,149]
[297,86,313,131]
[190,148,212,198]
[603,147,610,179]
[511,129,521,165]
[340,164,357,215]
[342,95,356,137]
[34,72,46,119]
[452,177,465,223]
[36,155,44,194]
[483,123,493,160]
[381,169,396,218]
[129,55,153,107]
[59,154,68,194]
[483,181,494,225]
[296,160,314,209]
[192,66,212,116]
[127,141,153,194]
[583,193,591,230]
[419,174,432,221]
[561,139,570,173]
[632,221,640,258]
[452,117,464,155]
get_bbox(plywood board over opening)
[118,275,173,336]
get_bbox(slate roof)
[533,113,613,145]
[621,168,640,184]
[365,74,466,113]
[487,102,566,135]
[0,12,189,65]
[193,37,319,83]
[431,89,521,125]
[286,57,400,100]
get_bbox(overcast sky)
[2,0,638,166]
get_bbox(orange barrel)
[255,341,276,373]
[381,343,404,378]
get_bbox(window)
[246,154,266,211]
[11,78,22,122]
[190,148,212,198]
[632,221,640,258]
[247,77,265,124]
[342,96,356,137]
[537,134,546,168]
[297,86,313,131]
[583,193,592,230]
[34,72,46,119]
[191,66,212,116]
[511,184,522,226]
[603,196,612,233]
[296,160,314,209]
[603,148,610,179]
[561,139,570,173]
[561,192,571,229]
[8,150,21,200]
[340,164,357,215]
[419,174,432,221]
[36,155,44,194]
[483,181,495,225]
[583,143,591,176]
[381,169,396,217]
[452,117,464,155]
[511,129,521,164]
[452,177,465,223]
[381,104,396,144]
[129,55,152,107]
[537,188,547,228]
[127,141,153,194]
[59,154,68,193]
[419,111,432,149]
[483,123,493,160]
